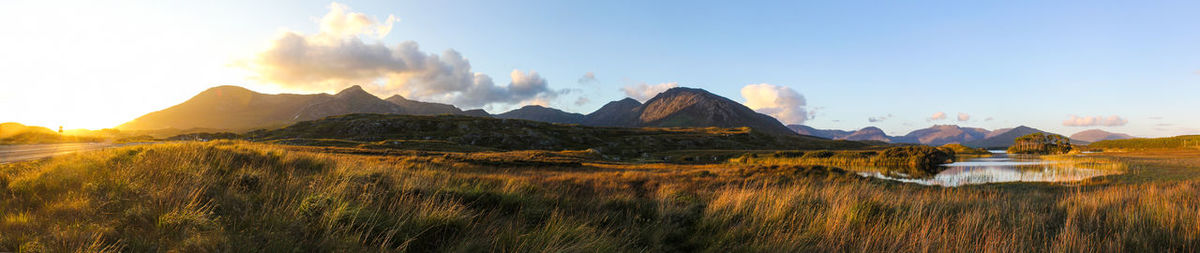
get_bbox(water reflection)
[855,151,1120,187]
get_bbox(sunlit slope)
[116,85,477,131]
[580,88,808,136]
[0,122,105,144]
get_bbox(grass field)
[1090,135,1200,151]
[2,141,1199,251]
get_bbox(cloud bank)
[740,83,808,125]
[621,82,678,102]
[957,112,970,122]
[1063,115,1128,127]
[240,2,557,108]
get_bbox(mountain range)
[119,85,484,131]
[119,85,797,136]
[495,105,585,124]
[790,124,1134,148]
[118,84,1134,145]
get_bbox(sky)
[1,0,1198,137]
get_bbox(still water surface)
[856,151,1120,187]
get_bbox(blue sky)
[1,0,1198,137]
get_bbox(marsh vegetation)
[2,141,1198,251]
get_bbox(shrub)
[1008,132,1072,154]
[872,146,955,172]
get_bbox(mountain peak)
[616,97,641,105]
[335,85,372,98]
[662,86,706,93]
[384,94,409,102]
[191,85,257,101]
[578,87,795,135]
[581,98,643,127]
[637,86,794,135]
[497,105,584,124]
[896,124,990,146]
[1071,129,1134,143]
[843,126,891,142]
[653,87,717,100]
[203,85,254,94]
[859,126,884,132]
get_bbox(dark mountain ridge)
[843,127,892,142]
[894,125,990,146]
[1070,129,1135,143]
[786,124,1084,148]
[788,125,853,139]
[496,105,585,124]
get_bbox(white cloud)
[957,112,970,122]
[620,82,678,102]
[318,3,396,38]
[985,117,994,121]
[239,2,556,108]
[577,72,596,84]
[574,97,590,106]
[1063,115,1128,127]
[928,112,947,121]
[740,83,808,125]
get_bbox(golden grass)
[1,141,1199,251]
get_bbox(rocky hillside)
[120,86,327,130]
[581,98,642,127]
[384,95,469,115]
[582,88,796,136]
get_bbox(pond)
[855,150,1122,187]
